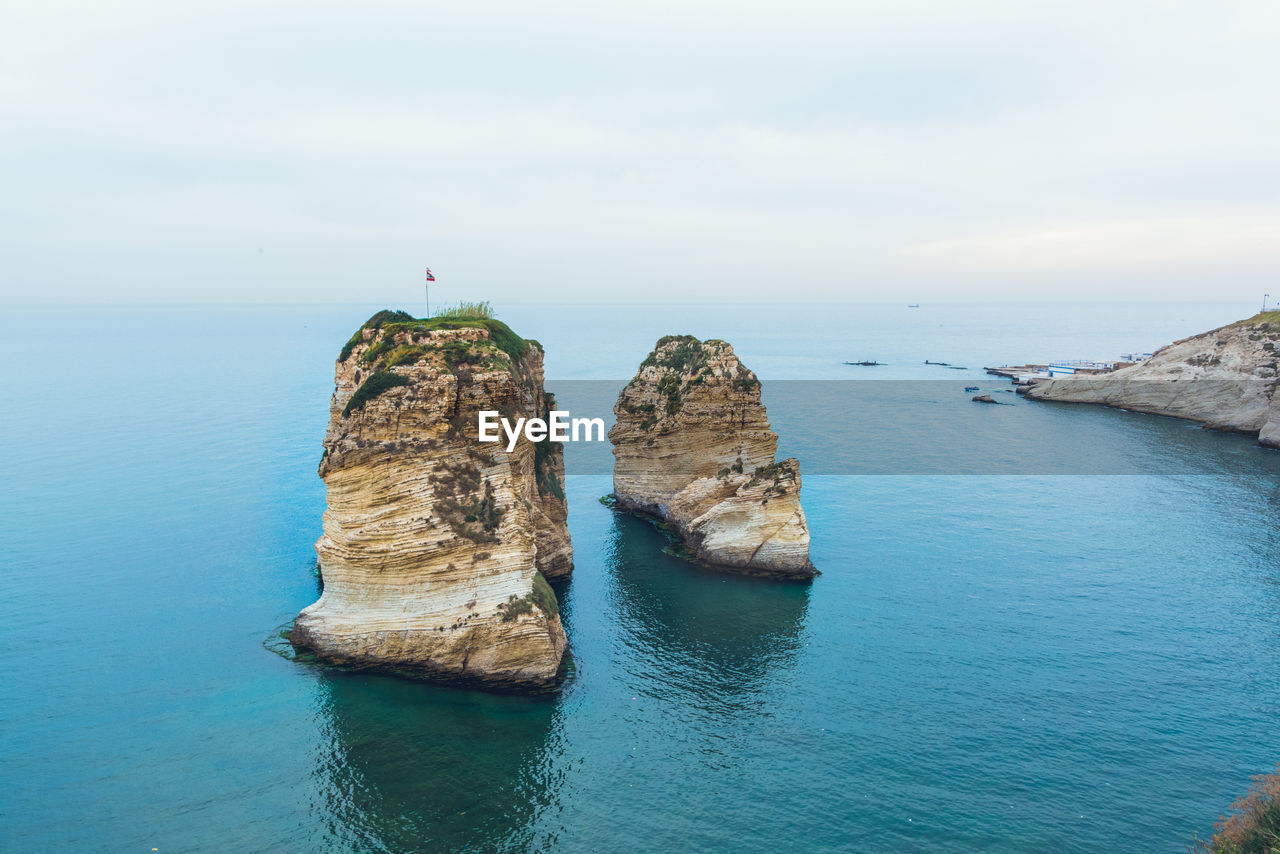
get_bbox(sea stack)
[292,309,572,691]
[609,335,815,578]
[1025,311,1280,445]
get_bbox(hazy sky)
[3,0,1279,305]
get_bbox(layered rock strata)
[292,309,572,691]
[1025,312,1280,446]
[609,335,815,578]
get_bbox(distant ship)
[907,303,920,308]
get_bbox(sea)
[2,301,1278,853]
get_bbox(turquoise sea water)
[2,302,1279,852]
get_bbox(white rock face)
[667,460,812,570]
[609,335,815,578]
[1026,313,1280,442]
[1260,394,1280,449]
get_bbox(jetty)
[985,364,1047,383]
[987,354,1150,385]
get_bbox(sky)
[2,0,1279,305]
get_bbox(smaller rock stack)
[609,335,815,578]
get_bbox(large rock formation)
[1025,311,1280,446]
[292,309,572,691]
[609,335,815,578]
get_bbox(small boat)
[907,304,920,308]
[965,386,980,392]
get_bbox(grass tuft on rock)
[1193,765,1280,853]
[435,300,496,319]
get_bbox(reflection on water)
[603,512,812,718]
[310,672,564,853]
[302,505,815,851]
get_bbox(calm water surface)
[2,302,1278,852]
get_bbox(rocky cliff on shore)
[609,335,814,578]
[1026,312,1280,447]
[292,309,572,691]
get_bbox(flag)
[424,267,435,281]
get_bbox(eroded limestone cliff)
[292,309,572,691]
[609,335,814,578]
[1025,312,1280,446]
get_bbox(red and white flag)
[424,267,435,281]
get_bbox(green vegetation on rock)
[617,400,655,416]
[496,571,559,622]
[657,371,683,415]
[361,336,512,374]
[337,306,532,366]
[530,571,558,618]
[642,335,711,375]
[343,370,413,416]
[748,461,788,486]
[339,310,415,361]
[631,335,736,421]
[1232,311,1280,329]
[496,594,533,622]
[533,437,566,502]
[431,462,504,543]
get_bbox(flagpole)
[424,266,437,317]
